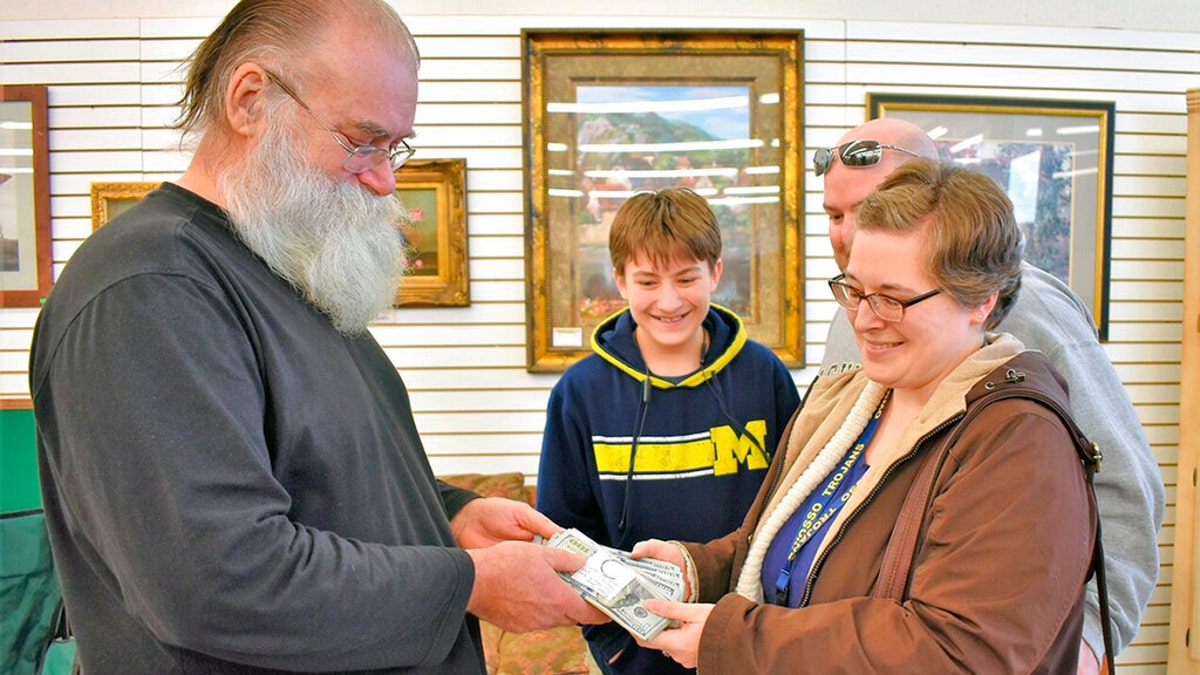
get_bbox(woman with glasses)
[630,158,1101,673]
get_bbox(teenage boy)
[537,187,800,674]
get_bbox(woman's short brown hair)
[608,188,722,274]
[856,158,1023,329]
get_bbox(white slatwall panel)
[0,12,1191,671]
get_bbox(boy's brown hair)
[608,188,722,274]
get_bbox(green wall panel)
[1,408,41,513]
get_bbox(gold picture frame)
[522,30,805,372]
[394,158,469,307]
[92,165,469,309]
[1,85,51,307]
[867,93,1115,339]
[91,181,159,229]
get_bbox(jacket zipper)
[797,411,965,607]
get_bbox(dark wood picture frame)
[0,85,51,307]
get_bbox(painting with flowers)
[392,159,468,307]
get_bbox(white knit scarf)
[734,380,888,602]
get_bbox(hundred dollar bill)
[547,529,684,595]
[615,552,684,598]
[576,572,672,640]
[546,528,600,557]
[544,528,684,640]
[571,549,641,605]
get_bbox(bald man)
[817,118,1163,674]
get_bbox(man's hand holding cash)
[540,528,685,640]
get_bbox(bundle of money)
[543,528,684,640]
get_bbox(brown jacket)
[684,336,1096,673]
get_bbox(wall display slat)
[414,103,523,126]
[464,191,522,213]
[416,36,520,58]
[1111,261,1185,281]
[1114,176,1188,196]
[396,369,564,392]
[417,60,521,81]
[465,214,524,236]
[417,81,520,103]
[408,390,550,413]
[419,433,546,457]
[464,169,524,192]
[367,303,527,329]
[0,9,1188,670]
[1110,302,1184,323]
[1113,218,1186,239]
[1118,113,1188,134]
[843,41,1200,74]
[0,38,140,62]
[848,19,1200,49]
[409,411,548,435]
[379,345,527,369]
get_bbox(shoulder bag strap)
[871,428,950,602]
[872,383,1114,673]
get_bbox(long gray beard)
[217,121,408,335]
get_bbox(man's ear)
[224,63,270,139]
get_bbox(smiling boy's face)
[614,252,722,358]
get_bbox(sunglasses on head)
[813,139,922,177]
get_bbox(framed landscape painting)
[523,30,804,371]
[867,94,1115,339]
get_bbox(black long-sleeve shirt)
[30,183,485,674]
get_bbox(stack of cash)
[542,528,685,640]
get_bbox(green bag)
[0,511,71,675]
[40,639,76,675]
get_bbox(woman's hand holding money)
[635,599,713,669]
[630,539,692,600]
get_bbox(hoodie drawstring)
[705,375,768,460]
[618,376,653,532]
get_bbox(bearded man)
[29,1,602,673]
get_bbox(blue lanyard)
[772,389,890,606]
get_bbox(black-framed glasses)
[813,139,920,177]
[828,275,941,322]
[263,69,415,174]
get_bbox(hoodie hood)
[590,304,748,389]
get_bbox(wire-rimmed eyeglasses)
[828,274,941,322]
[263,69,415,174]
[813,139,920,177]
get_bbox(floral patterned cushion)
[489,624,591,675]
[437,472,591,675]
[439,471,530,503]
